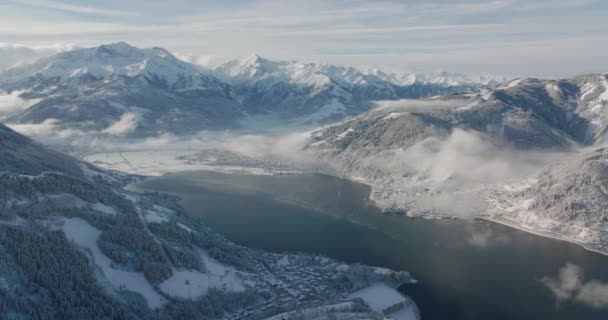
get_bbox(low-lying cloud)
[7,118,86,140]
[378,128,554,186]
[366,128,564,217]
[0,91,39,119]
[374,98,466,113]
[466,224,512,248]
[8,112,142,145]
[221,131,325,169]
[541,263,608,310]
[101,112,139,136]
[6,116,322,171]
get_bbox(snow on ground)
[388,305,419,320]
[545,83,560,95]
[263,302,364,320]
[456,99,480,111]
[60,218,165,308]
[599,75,608,101]
[200,250,237,275]
[85,150,275,176]
[142,208,169,223]
[277,256,290,267]
[335,128,354,140]
[153,204,173,215]
[91,202,117,215]
[580,81,598,101]
[479,89,493,100]
[348,284,406,313]
[308,139,327,147]
[305,98,347,124]
[177,222,193,233]
[79,163,119,184]
[383,112,408,120]
[158,249,246,299]
[499,78,523,89]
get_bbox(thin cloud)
[10,0,134,17]
[277,24,506,37]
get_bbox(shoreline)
[331,172,608,257]
[479,216,608,256]
[122,161,608,257]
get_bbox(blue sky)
[1,0,607,77]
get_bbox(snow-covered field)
[263,302,366,320]
[159,250,246,299]
[60,218,166,308]
[348,284,418,320]
[84,150,278,176]
[59,217,252,306]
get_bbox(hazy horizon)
[1,0,607,78]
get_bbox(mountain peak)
[244,52,267,64]
[0,42,219,91]
[95,41,141,58]
[233,53,282,78]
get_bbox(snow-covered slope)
[490,147,608,253]
[305,73,608,253]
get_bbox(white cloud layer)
[0,91,39,118]
[7,118,86,139]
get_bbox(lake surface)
[131,171,608,320]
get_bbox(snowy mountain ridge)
[0,42,232,95]
[214,54,502,89]
[0,42,493,138]
[209,53,490,124]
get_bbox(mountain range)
[0,42,494,137]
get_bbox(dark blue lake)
[131,171,608,320]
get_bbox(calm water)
[131,171,608,320]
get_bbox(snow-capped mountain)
[365,68,504,88]
[0,42,243,137]
[211,54,488,124]
[305,73,608,253]
[309,73,608,156]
